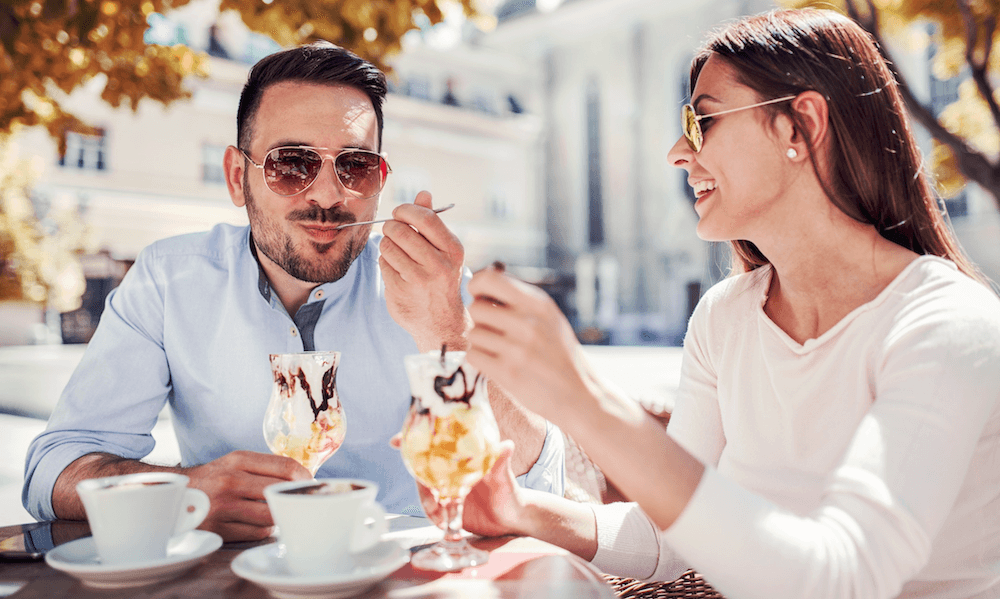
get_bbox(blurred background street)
[2,0,999,527]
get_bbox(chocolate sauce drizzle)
[438,368,481,405]
[410,346,480,414]
[273,362,338,421]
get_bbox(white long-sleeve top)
[590,256,1000,599]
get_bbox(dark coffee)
[281,482,365,495]
[100,481,171,491]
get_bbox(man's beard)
[243,173,368,284]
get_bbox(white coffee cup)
[76,472,210,565]
[264,478,387,575]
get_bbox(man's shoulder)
[141,223,250,265]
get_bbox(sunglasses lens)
[262,148,322,196]
[682,104,702,152]
[335,151,386,198]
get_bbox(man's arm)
[486,380,546,477]
[379,191,551,479]
[52,451,310,541]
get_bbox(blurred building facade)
[482,0,775,343]
[8,0,549,345]
[6,0,999,348]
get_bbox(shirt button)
[315,290,324,299]
[290,327,298,336]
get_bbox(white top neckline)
[756,255,951,353]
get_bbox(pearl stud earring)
[786,148,798,159]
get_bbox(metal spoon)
[334,203,456,229]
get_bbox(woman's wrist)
[516,489,599,561]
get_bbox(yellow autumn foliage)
[783,0,1000,198]
[0,0,476,309]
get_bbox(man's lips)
[299,223,345,242]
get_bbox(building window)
[59,129,106,171]
[202,143,226,184]
[586,79,604,248]
[489,190,513,220]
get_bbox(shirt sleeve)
[515,420,565,496]
[22,247,172,521]
[661,288,1000,599]
[591,501,691,580]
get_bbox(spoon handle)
[335,203,455,229]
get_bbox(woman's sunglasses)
[239,146,392,198]
[681,95,797,153]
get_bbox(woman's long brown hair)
[692,8,985,284]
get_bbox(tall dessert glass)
[398,349,500,571]
[263,351,346,476]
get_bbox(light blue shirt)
[23,224,564,520]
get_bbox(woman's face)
[668,55,795,244]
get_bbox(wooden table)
[0,519,617,599]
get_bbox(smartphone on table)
[0,521,90,561]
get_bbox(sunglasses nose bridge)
[297,155,351,205]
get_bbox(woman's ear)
[786,90,829,153]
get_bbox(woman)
[461,8,1000,599]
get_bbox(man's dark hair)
[237,42,388,151]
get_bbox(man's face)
[235,81,381,283]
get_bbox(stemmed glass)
[398,349,500,571]
[263,351,347,476]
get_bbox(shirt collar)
[247,229,368,306]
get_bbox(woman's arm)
[466,266,1000,599]
[466,268,705,531]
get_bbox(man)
[23,43,564,542]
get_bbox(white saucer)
[231,540,409,599]
[45,530,223,588]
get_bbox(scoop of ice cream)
[270,351,341,435]
[400,402,500,499]
[404,351,485,417]
[264,351,345,474]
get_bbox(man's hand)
[185,451,311,541]
[380,190,470,352]
[52,450,311,543]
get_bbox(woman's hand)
[389,436,526,538]
[466,266,597,425]
[458,441,526,538]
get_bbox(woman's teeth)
[694,180,717,197]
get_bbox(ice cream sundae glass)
[398,348,500,571]
[263,351,346,476]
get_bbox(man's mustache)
[288,205,355,225]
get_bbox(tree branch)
[0,3,18,57]
[957,0,1000,134]
[846,0,1000,206]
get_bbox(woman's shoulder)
[883,255,1000,347]
[697,266,772,315]
[892,256,999,315]
[684,267,772,346]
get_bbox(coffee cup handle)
[350,502,387,553]
[174,488,211,536]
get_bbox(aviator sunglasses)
[681,95,797,153]
[239,146,392,198]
